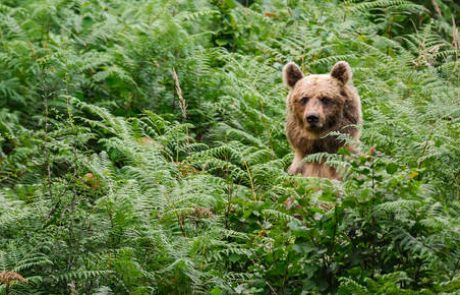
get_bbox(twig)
[172,67,187,120]
[453,16,459,50]
[431,0,442,18]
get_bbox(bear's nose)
[306,115,319,124]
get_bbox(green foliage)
[0,0,459,294]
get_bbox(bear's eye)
[321,97,332,105]
[298,96,309,105]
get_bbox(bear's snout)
[306,114,320,125]
[304,110,323,129]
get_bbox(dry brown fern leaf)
[0,271,27,286]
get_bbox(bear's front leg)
[288,151,305,175]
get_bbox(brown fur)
[283,61,362,179]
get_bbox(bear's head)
[283,61,353,136]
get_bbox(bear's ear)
[283,62,304,89]
[330,61,352,84]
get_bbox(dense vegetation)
[0,0,459,294]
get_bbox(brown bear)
[283,61,362,179]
